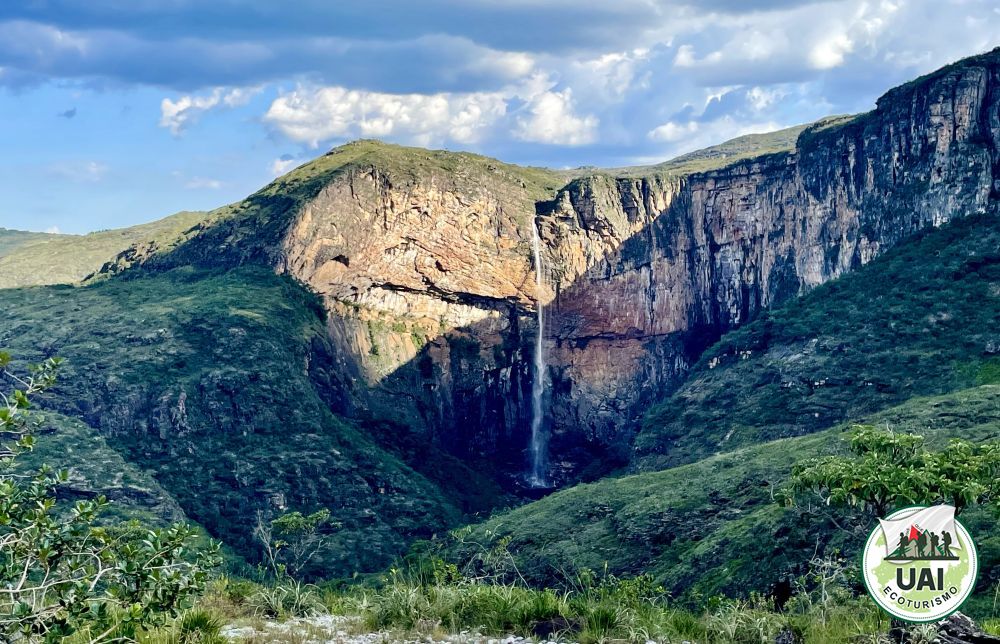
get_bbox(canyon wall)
[123,50,1000,484]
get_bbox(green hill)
[644,121,817,176]
[0,211,209,288]
[447,209,1000,599]
[449,384,1000,600]
[0,266,493,576]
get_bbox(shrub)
[0,353,220,642]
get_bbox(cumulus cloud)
[265,86,508,147]
[263,71,603,149]
[513,88,599,146]
[648,120,699,142]
[809,33,854,70]
[270,155,298,177]
[160,86,260,135]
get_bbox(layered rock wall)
[135,51,1000,483]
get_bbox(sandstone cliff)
[109,48,1000,484]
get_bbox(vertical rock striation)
[116,49,1000,484]
[531,51,1000,477]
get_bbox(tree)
[253,508,335,579]
[788,425,1000,517]
[0,352,220,642]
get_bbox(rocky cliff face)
[534,51,999,477]
[278,161,547,470]
[118,49,1000,485]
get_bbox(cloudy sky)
[0,1,998,233]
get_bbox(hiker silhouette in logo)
[897,531,910,558]
[916,529,928,557]
[942,530,954,558]
[930,531,940,557]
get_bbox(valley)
[3,44,1000,642]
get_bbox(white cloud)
[572,49,651,100]
[264,86,508,148]
[673,44,696,67]
[746,86,785,112]
[47,160,108,183]
[264,70,603,149]
[44,225,60,234]
[809,33,853,70]
[160,86,261,135]
[648,120,698,142]
[513,87,598,145]
[183,177,223,189]
[270,157,297,176]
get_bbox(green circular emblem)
[862,505,978,623]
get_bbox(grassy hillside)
[0,211,208,288]
[636,210,1000,469]
[15,409,188,526]
[449,385,1000,602]
[0,228,64,255]
[0,266,488,577]
[610,121,827,178]
[652,123,810,174]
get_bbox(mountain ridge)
[2,47,1000,583]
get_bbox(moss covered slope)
[0,267,467,576]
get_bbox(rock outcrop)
[117,48,1000,484]
[535,50,999,477]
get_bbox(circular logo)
[862,505,978,622]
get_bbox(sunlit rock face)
[135,51,1000,484]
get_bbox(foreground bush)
[348,563,895,643]
[0,353,219,642]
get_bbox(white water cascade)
[528,221,549,487]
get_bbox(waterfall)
[528,221,549,487]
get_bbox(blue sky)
[0,1,998,234]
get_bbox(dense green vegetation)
[790,424,1000,515]
[0,354,217,642]
[637,211,1000,469]
[445,385,1000,604]
[2,50,1000,639]
[17,410,187,526]
[0,267,476,578]
[0,211,208,288]
[121,560,999,643]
